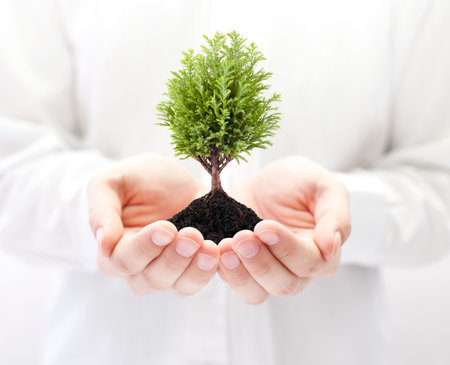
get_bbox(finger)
[231,230,309,296]
[323,249,342,277]
[254,220,337,277]
[101,220,177,276]
[313,181,351,261]
[173,240,220,295]
[87,174,124,257]
[218,238,269,305]
[131,227,203,291]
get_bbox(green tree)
[157,31,281,192]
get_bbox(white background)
[383,254,450,365]
[0,251,449,365]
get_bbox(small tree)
[157,31,281,192]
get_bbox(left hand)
[218,156,351,305]
[87,153,218,297]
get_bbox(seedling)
[157,31,280,242]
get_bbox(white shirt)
[1,0,450,364]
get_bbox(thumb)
[313,185,351,261]
[87,177,124,257]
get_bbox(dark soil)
[168,189,262,244]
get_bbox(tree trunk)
[210,147,222,192]
[211,167,221,191]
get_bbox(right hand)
[219,156,351,305]
[87,153,219,296]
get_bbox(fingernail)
[96,228,108,257]
[257,230,280,245]
[175,237,200,258]
[234,239,260,259]
[221,251,240,269]
[96,228,103,249]
[196,253,217,271]
[152,229,175,246]
[333,231,342,259]
[97,228,110,258]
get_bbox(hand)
[87,153,219,296]
[218,156,351,305]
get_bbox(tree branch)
[218,155,233,172]
[196,156,212,174]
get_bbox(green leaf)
[156,30,281,166]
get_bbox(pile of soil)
[168,189,262,244]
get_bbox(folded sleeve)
[0,0,112,271]
[340,0,450,266]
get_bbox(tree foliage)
[157,31,281,178]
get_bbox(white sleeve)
[0,0,112,271]
[340,0,450,267]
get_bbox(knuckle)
[249,260,272,279]
[295,278,311,294]
[302,264,319,277]
[150,283,168,291]
[245,294,269,306]
[135,235,153,257]
[174,277,208,295]
[272,247,292,263]
[273,278,298,297]
[125,276,153,296]
[111,255,135,275]
[190,274,210,287]
[142,278,166,292]
[160,254,184,274]
[174,286,198,296]
[230,273,251,288]
[141,271,171,291]
[309,256,325,273]
[129,284,151,296]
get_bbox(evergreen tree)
[157,31,281,192]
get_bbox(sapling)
[157,31,281,242]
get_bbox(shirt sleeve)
[340,0,450,267]
[0,0,112,271]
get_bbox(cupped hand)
[87,153,219,296]
[218,156,351,305]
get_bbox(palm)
[115,155,203,228]
[254,186,316,234]
[232,158,327,237]
[121,185,192,228]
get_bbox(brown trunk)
[210,148,222,192]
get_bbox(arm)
[0,1,221,294]
[340,0,450,266]
[219,0,450,304]
[0,0,113,270]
